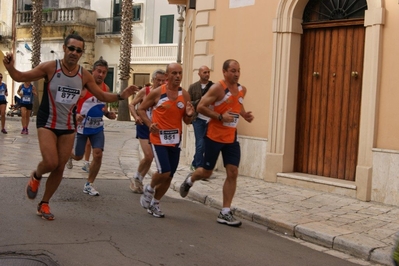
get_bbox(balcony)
[0,21,12,43]
[131,44,180,64]
[17,7,96,26]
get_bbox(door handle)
[313,72,320,78]
[351,71,358,78]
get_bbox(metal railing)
[130,44,180,64]
[17,7,96,25]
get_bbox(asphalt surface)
[0,117,397,266]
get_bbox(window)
[159,15,174,44]
[133,5,142,22]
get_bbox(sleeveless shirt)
[150,84,186,146]
[20,83,34,104]
[0,82,7,102]
[76,83,107,135]
[207,80,245,143]
[37,59,83,130]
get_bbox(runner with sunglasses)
[2,34,138,220]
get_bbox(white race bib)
[56,86,80,104]
[85,116,103,128]
[22,95,31,102]
[159,129,180,144]
[223,113,240,128]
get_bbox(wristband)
[117,93,124,101]
[218,114,223,121]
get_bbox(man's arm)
[182,90,194,125]
[239,86,254,123]
[3,53,50,82]
[128,88,145,123]
[138,87,160,130]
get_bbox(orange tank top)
[207,80,244,143]
[150,84,186,146]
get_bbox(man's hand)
[120,85,140,99]
[186,101,195,117]
[3,52,14,68]
[242,111,254,123]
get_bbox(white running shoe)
[82,162,90,173]
[83,183,99,196]
[140,184,154,209]
[66,157,73,169]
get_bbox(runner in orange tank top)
[179,59,254,227]
[137,63,194,218]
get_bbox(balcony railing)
[0,21,12,41]
[96,17,121,35]
[131,44,181,64]
[17,7,96,26]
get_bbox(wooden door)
[294,20,365,181]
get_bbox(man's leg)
[0,104,6,131]
[138,138,153,177]
[222,164,239,208]
[40,131,75,202]
[192,118,207,169]
[87,147,102,183]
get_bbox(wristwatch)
[117,93,124,101]
[218,114,223,121]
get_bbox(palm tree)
[117,0,133,121]
[31,0,43,115]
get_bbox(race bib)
[223,113,240,128]
[22,95,31,102]
[159,129,180,145]
[85,116,103,128]
[55,86,80,104]
[0,90,4,96]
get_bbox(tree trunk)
[31,0,43,116]
[117,0,133,121]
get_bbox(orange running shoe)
[26,171,40,200]
[37,203,55,220]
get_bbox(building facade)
[169,0,399,206]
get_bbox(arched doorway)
[266,0,385,201]
[294,0,367,181]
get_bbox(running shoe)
[179,173,192,198]
[82,162,90,173]
[21,128,25,134]
[190,164,196,172]
[129,176,143,194]
[25,128,29,135]
[66,157,73,169]
[217,211,242,227]
[26,171,40,200]
[37,203,55,220]
[1,128,7,134]
[83,183,99,196]
[147,203,165,218]
[140,184,154,209]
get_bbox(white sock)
[147,185,155,193]
[221,208,231,215]
[186,176,193,186]
[151,198,159,205]
[136,172,144,181]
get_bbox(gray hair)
[152,69,166,80]
[92,58,109,71]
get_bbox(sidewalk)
[0,118,397,266]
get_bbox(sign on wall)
[229,0,255,8]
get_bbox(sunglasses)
[66,46,83,54]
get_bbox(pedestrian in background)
[128,69,166,193]
[0,73,8,134]
[138,63,194,218]
[188,65,214,171]
[180,59,254,227]
[17,81,37,134]
[3,33,138,220]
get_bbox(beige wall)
[376,1,399,150]
[208,1,276,139]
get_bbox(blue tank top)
[0,83,7,102]
[20,84,34,104]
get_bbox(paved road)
[0,118,394,265]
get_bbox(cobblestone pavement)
[0,118,397,265]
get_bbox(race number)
[56,86,80,104]
[159,129,180,145]
[223,112,240,128]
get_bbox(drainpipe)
[11,0,17,102]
